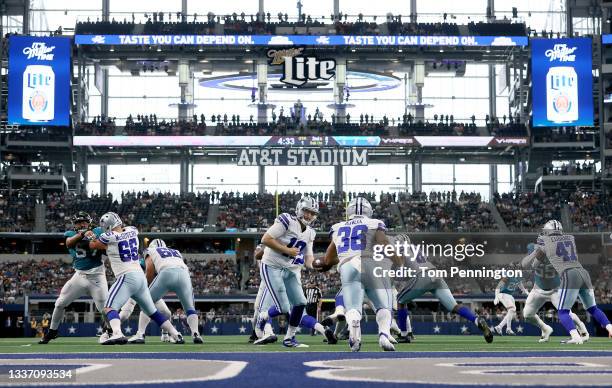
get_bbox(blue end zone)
[1,351,611,388]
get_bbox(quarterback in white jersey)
[318,196,400,352]
[89,212,183,345]
[128,239,202,344]
[256,196,337,347]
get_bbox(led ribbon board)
[72,136,528,148]
[74,34,528,47]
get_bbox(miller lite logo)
[267,47,336,87]
[545,44,577,62]
[22,42,55,60]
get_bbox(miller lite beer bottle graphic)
[546,66,578,123]
[22,65,55,122]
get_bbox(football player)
[255,196,337,347]
[127,239,203,344]
[40,211,109,344]
[521,242,589,343]
[250,243,277,344]
[493,268,527,336]
[521,220,612,344]
[393,233,493,344]
[317,197,401,352]
[89,212,183,345]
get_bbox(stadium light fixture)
[156,46,162,52]
[109,46,115,52]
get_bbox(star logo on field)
[211,326,218,334]
[460,325,468,333]
[124,326,132,334]
[516,325,524,333]
[68,326,76,334]
[433,325,441,334]
[239,326,246,333]
[96,326,103,334]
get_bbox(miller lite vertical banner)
[8,36,71,126]
[531,38,593,127]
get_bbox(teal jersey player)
[499,276,525,295]
[64,227,105,271]
[39,211,110,345]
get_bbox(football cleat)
[492,326,503,336]
[324,328,338,345]
[408,332,416,341]
[477,317,494,343]
[390,324,401,337]
[98,331,110,344]
[349,337,361,352]
[127,334,145,344]
[561,337,584,345]
[388,335,398,344]
[282,337,309,348]
[506,329,516,336]
[161,332,171,342]
[577,328,590,342]
[397,335,411,343]
[254,333,278,345]
[38,329,58,344]
[378,333,396,351]
[248,330,258,343]
[581,332,590,342]
[193,333,204,344]
[538,325,553,343]
[173,334,185,344]
[101,334,127,345]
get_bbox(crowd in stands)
[0,258,241,304]
[0,188,609,233]
[567,192,611,232]
[73,113,528,138]
[494,191,562,231]
[46,191,211,233]
[542,162,596,176]
[396,191,497,232]
[216,191,398,232]
[0,190,38,232]
[75,14,526,37]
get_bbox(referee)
[305,285,322,335]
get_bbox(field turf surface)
[1,334,611,353]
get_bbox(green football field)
[1,335,611,354]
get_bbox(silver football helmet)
[295,196,319,226]
[100,212,122,232]
[148,239,166,249]
[541,220,563,236]
[346,196,373,219]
